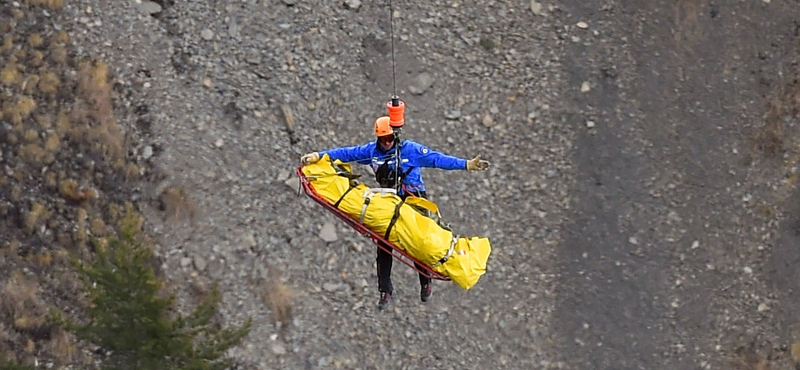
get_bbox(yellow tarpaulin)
[302,155,491,290]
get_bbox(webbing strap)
[359,192,375,224]
[333,186,355,208]
[332,162,360,180]
[383,198,406,240]
[432,237,457,267]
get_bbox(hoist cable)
[389,0,397,97]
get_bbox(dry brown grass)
[752,64,800,159]
[4,95,37,126]
[0,271,32,318]
[49,44,67,65]
[72,207,89,247]
[259,269,294,328]
[1,35,13,53]
[159,185,197,223]
[1,61,22,86]
[726,338,800,370]
[45,329,79,367]
[44,132,60,151]
[54,108,70,134]
[7,184,21,203]
[26,33,43,49]
[18,143,54,165]
[59,179,96,203]
[22,202,49,233]
[27,251,54,266]
[28,50,44,68]
[38,69,60,96]
[51,30,68,44]
[1,270,48,336]
[107,203,121,222]
[22,129,38,142]
[752,97,787,158]
[23,340,35,354]
[672,0,706,57]
[125,162,140,180]
[8,8,24,21]
[24,0,64,8]
[13,315,47,333]
[90,217,107,237]
[0,3,153,368]
[60,60,126,166]
[791,341,800,366]
[729,345,771,370]
[784,171,799,187]
[3,240,21,258]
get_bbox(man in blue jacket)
[301,116,489,310]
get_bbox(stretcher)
[297,155,491,289]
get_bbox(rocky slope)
[3,0,800,369]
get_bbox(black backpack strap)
[383,197,406,240]
[332,162,361,180]
[330,161,361,208]
[333,185,355,208]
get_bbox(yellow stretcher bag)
[302,155,491,290]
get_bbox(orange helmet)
[374,116,393,137]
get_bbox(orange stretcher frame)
[296,165,450,281]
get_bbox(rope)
[389,0,397,97]
[387,0,403,194]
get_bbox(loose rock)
[142,145,153,160]
[344,0,361,10]
[201,29,214,41]
[409,72,435,95]
[444,109,462,120]
[319,222,338,242]
[137,1,162,15]
[193,255,207,272]
[531,1,543,16]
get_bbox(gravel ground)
[553,1,800,369]
[57,0,571,369]
[21,0,800,369]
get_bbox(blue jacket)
[320,139,467,194]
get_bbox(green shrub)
[0,361,34,370]
[57,211,251,370]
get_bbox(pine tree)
[60,210,251,370]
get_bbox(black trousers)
[376,190,431,294]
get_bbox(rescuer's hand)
[301,152,320,165]
[466,155,490,171]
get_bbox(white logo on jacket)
[371,157,409,172]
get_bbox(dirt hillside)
[2,1,800,369]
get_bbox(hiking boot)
[377,292,392,310]
[420,283,432,302]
